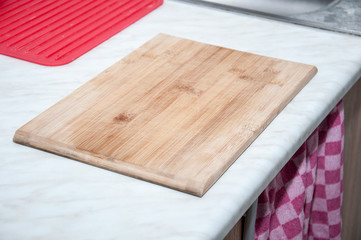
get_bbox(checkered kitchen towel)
[255,101,344,240]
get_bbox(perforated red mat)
[0,0,163,66]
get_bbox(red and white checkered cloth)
[255,101,344,240]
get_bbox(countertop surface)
[1,1,361,239]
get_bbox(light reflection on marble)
[1,0,361,239]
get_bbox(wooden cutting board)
[13,34,317,196]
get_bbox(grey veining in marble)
[1,1,361,239]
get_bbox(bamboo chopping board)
[13,34,317,196]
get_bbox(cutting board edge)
[13,129,206,197]
[201,136,258,196]
[201,64,318,195]
[161,33,319,72]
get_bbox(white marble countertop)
[1,1,361,239]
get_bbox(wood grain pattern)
[13,34,317,196]
[224,217,244,240]
[342,77,361,239]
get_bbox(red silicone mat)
[0,0,163,66]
